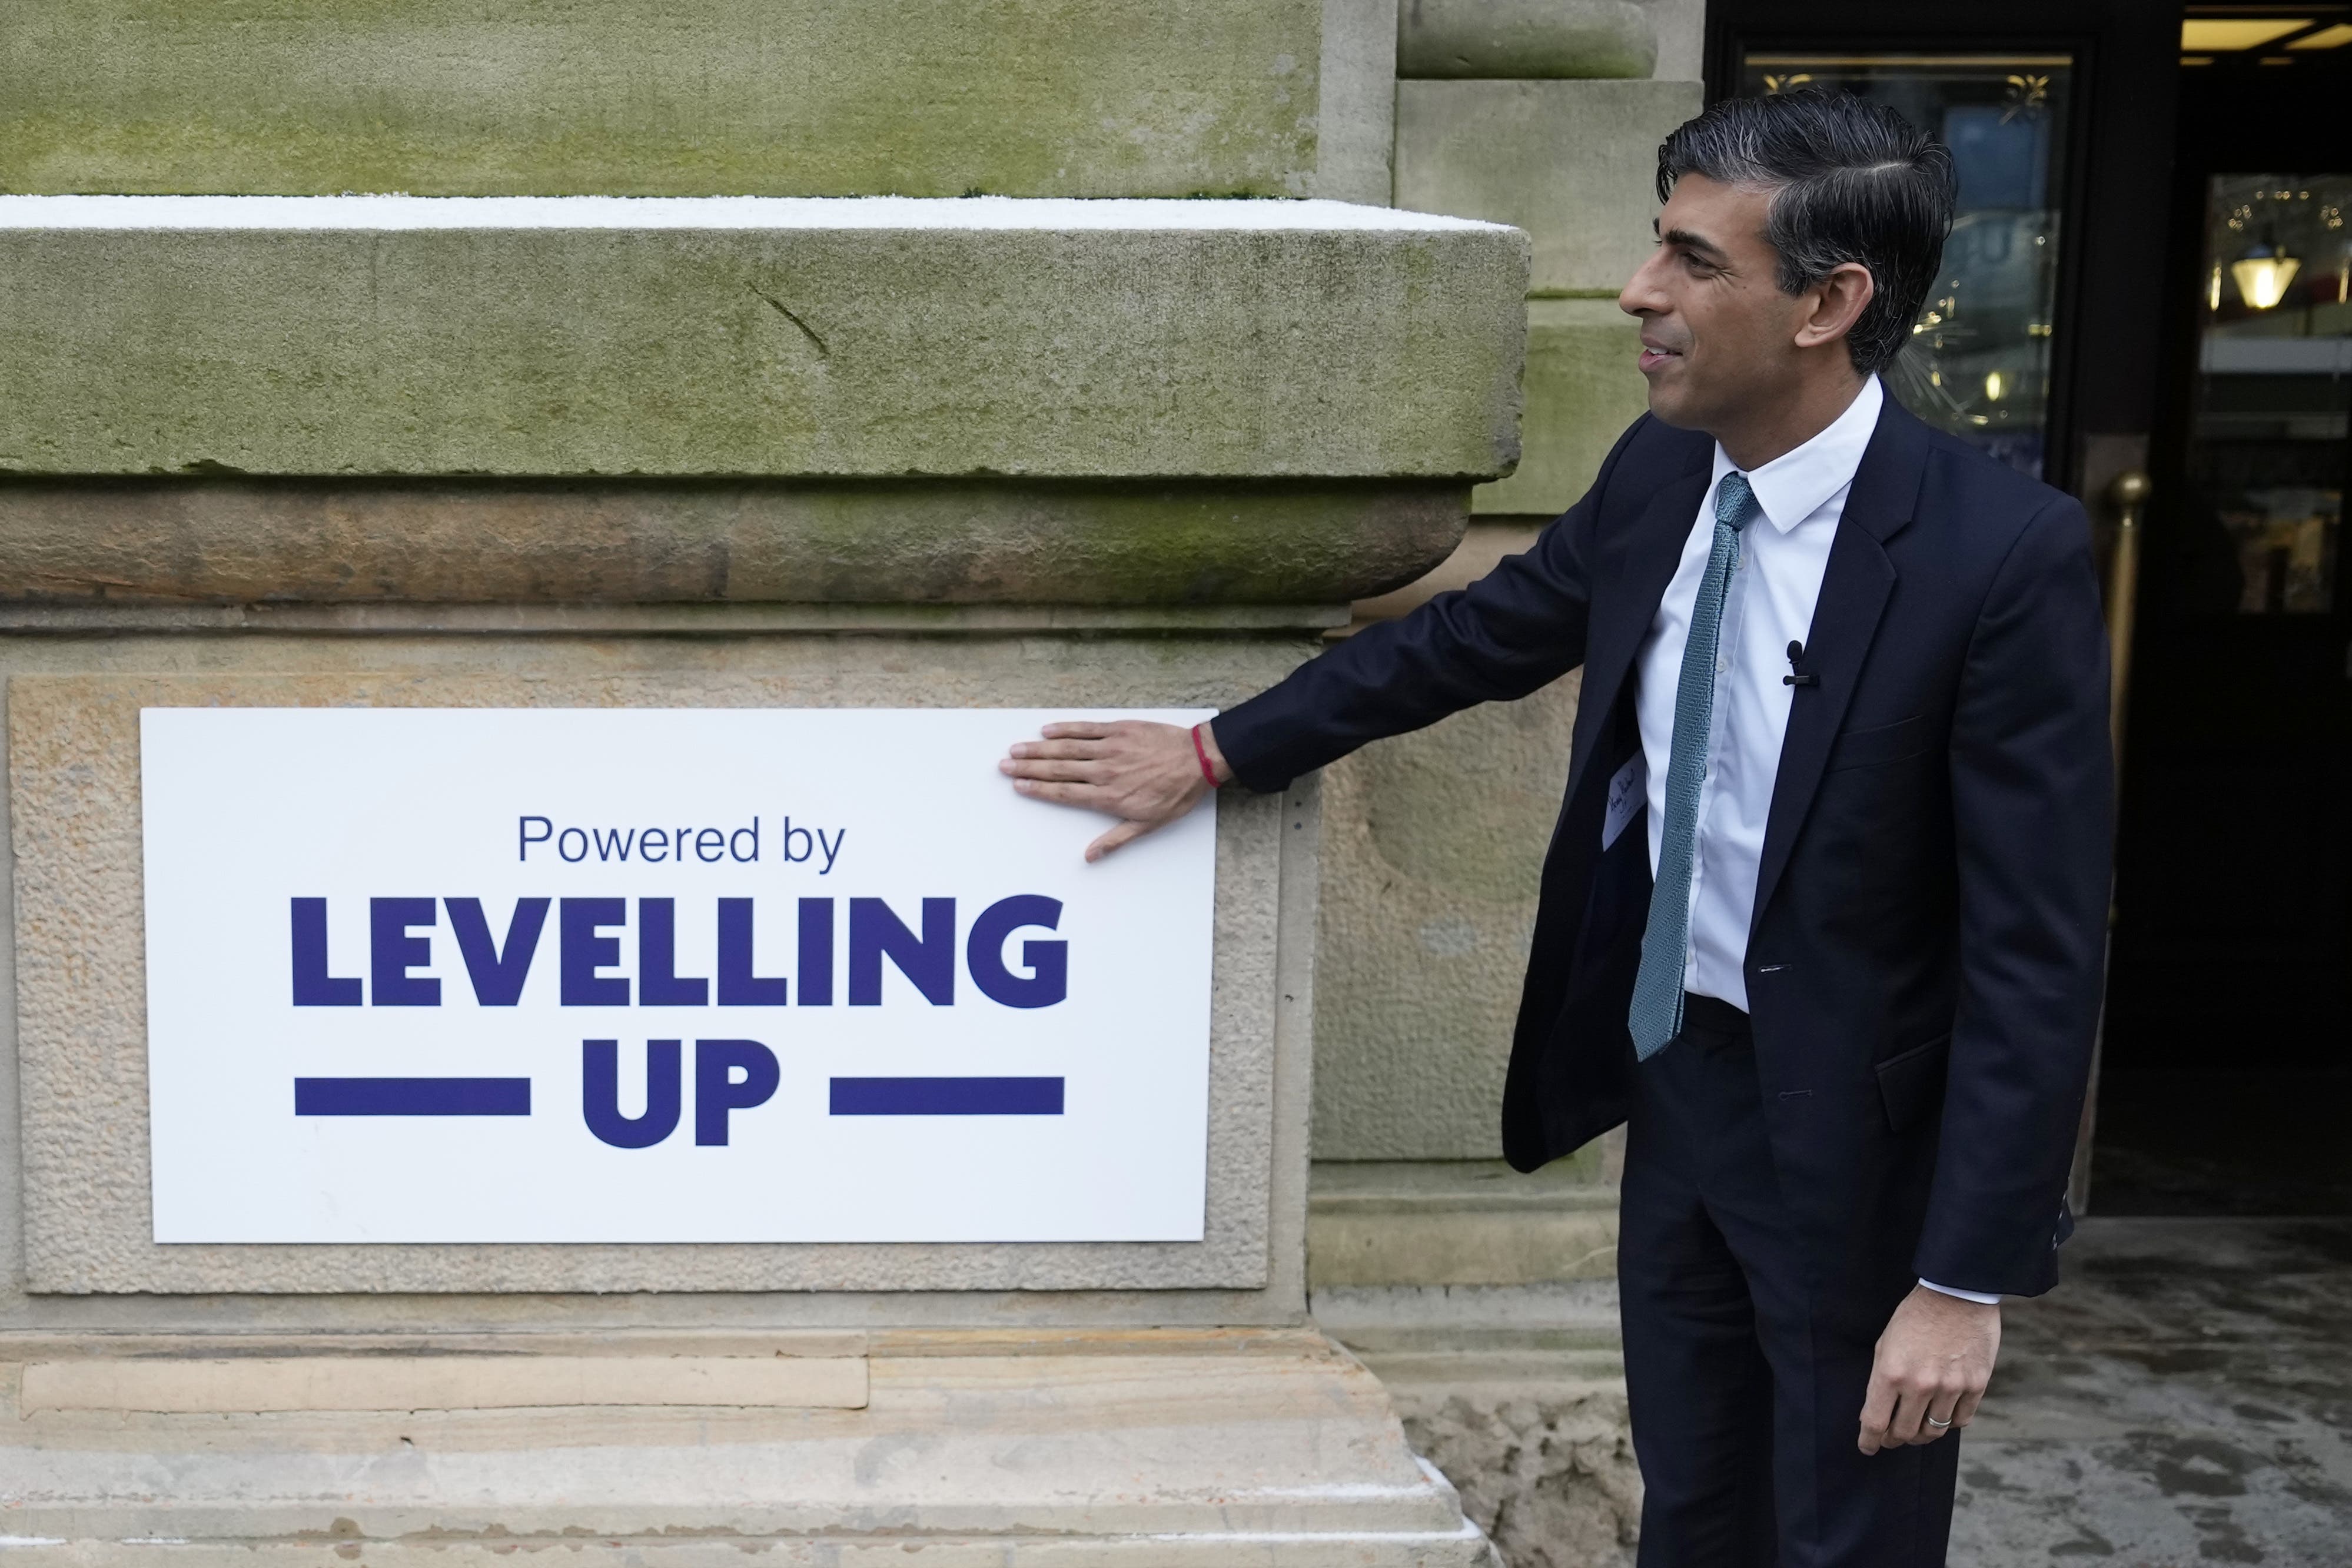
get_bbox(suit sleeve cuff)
[1919,1277,2002,1305]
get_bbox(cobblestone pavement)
[1952,1217,2352,1566]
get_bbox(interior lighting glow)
[2181,19,2312,50]
[2231,252,2303,309]
[1984,370,2006,403]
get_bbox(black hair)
[1655,89,1956,374]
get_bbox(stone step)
[0,1328,1499,1564]
[1311,1282,1636,1568]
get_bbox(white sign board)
[139,707,1217,1244]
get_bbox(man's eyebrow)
[1657,225,1729,261]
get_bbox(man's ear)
[1794,261,1875,352]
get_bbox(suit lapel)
[1750,398,1933,931]
[1574,466,1710,781]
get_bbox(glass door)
[1739,53,2074,478]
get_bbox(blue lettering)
[640,826,669,863]
[592,826,635,863]
[730,818,760,863]
[849,898,955,1006]
[694,1038,779,1145]
[290,898,362,1006]
[519,815,552,861]
[369,897,440,1006]
[638,898,709,1006]
[967,895,1068,1009]
[582,1038,681,1148]
[716,899,789,1006]
[558,828,589,863]
[560,898,630,1005]
[798,898,834,1006]
[445,898,549,1006]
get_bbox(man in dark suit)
[1001,90,2110,1566]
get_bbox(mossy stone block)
[2,0,1323,198]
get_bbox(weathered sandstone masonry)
[0,195,1525,1562]
[1302,5,1705,1560]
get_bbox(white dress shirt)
[1630,377,1998,1307]
[1633,376,1880,1011]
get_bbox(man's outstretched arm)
[999,418,1655,859]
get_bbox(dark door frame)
[1702,1,2182,499]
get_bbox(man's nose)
[1619,251,1668,318]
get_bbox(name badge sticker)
[1602,752,1646,851]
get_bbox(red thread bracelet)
[1191,724,1220,787]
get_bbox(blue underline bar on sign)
[828,1077,1065,1115]
[294,1077,533,1115]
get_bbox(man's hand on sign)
[1001,720,1230,862]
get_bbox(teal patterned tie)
[1627,471,1760,1060]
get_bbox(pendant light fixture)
[2231,238,2301,310]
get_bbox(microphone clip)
[1783,640,1818,688]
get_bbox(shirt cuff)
[1919,1277,2002,1305]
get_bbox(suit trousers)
[1619,995,1959,1567]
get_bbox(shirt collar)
[1709,376,1885,535]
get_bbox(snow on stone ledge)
[0,194,1510,234]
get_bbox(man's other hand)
[1857,1284,2001,1454]
[1001,720,1229,862]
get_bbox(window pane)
[1739,55,2073,479]
[2186,174,2349,616]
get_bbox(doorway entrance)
[1707,3,2350,1216]
[2100,27,2352,1215]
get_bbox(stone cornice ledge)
[0,477,1464,610]
[0,195,1527,482]
[0,603,1353,636]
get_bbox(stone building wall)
[1304,6,1707,1563]
[0,4,1535,1559]
[1310,2,1701,1166]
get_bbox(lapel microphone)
[1783,641,1818,688]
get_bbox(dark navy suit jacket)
[1216,397,2111,1298]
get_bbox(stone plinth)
[0,195,1525,1560]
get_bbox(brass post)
[2105,470,2150,775]
[2071,470,2150,1221]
